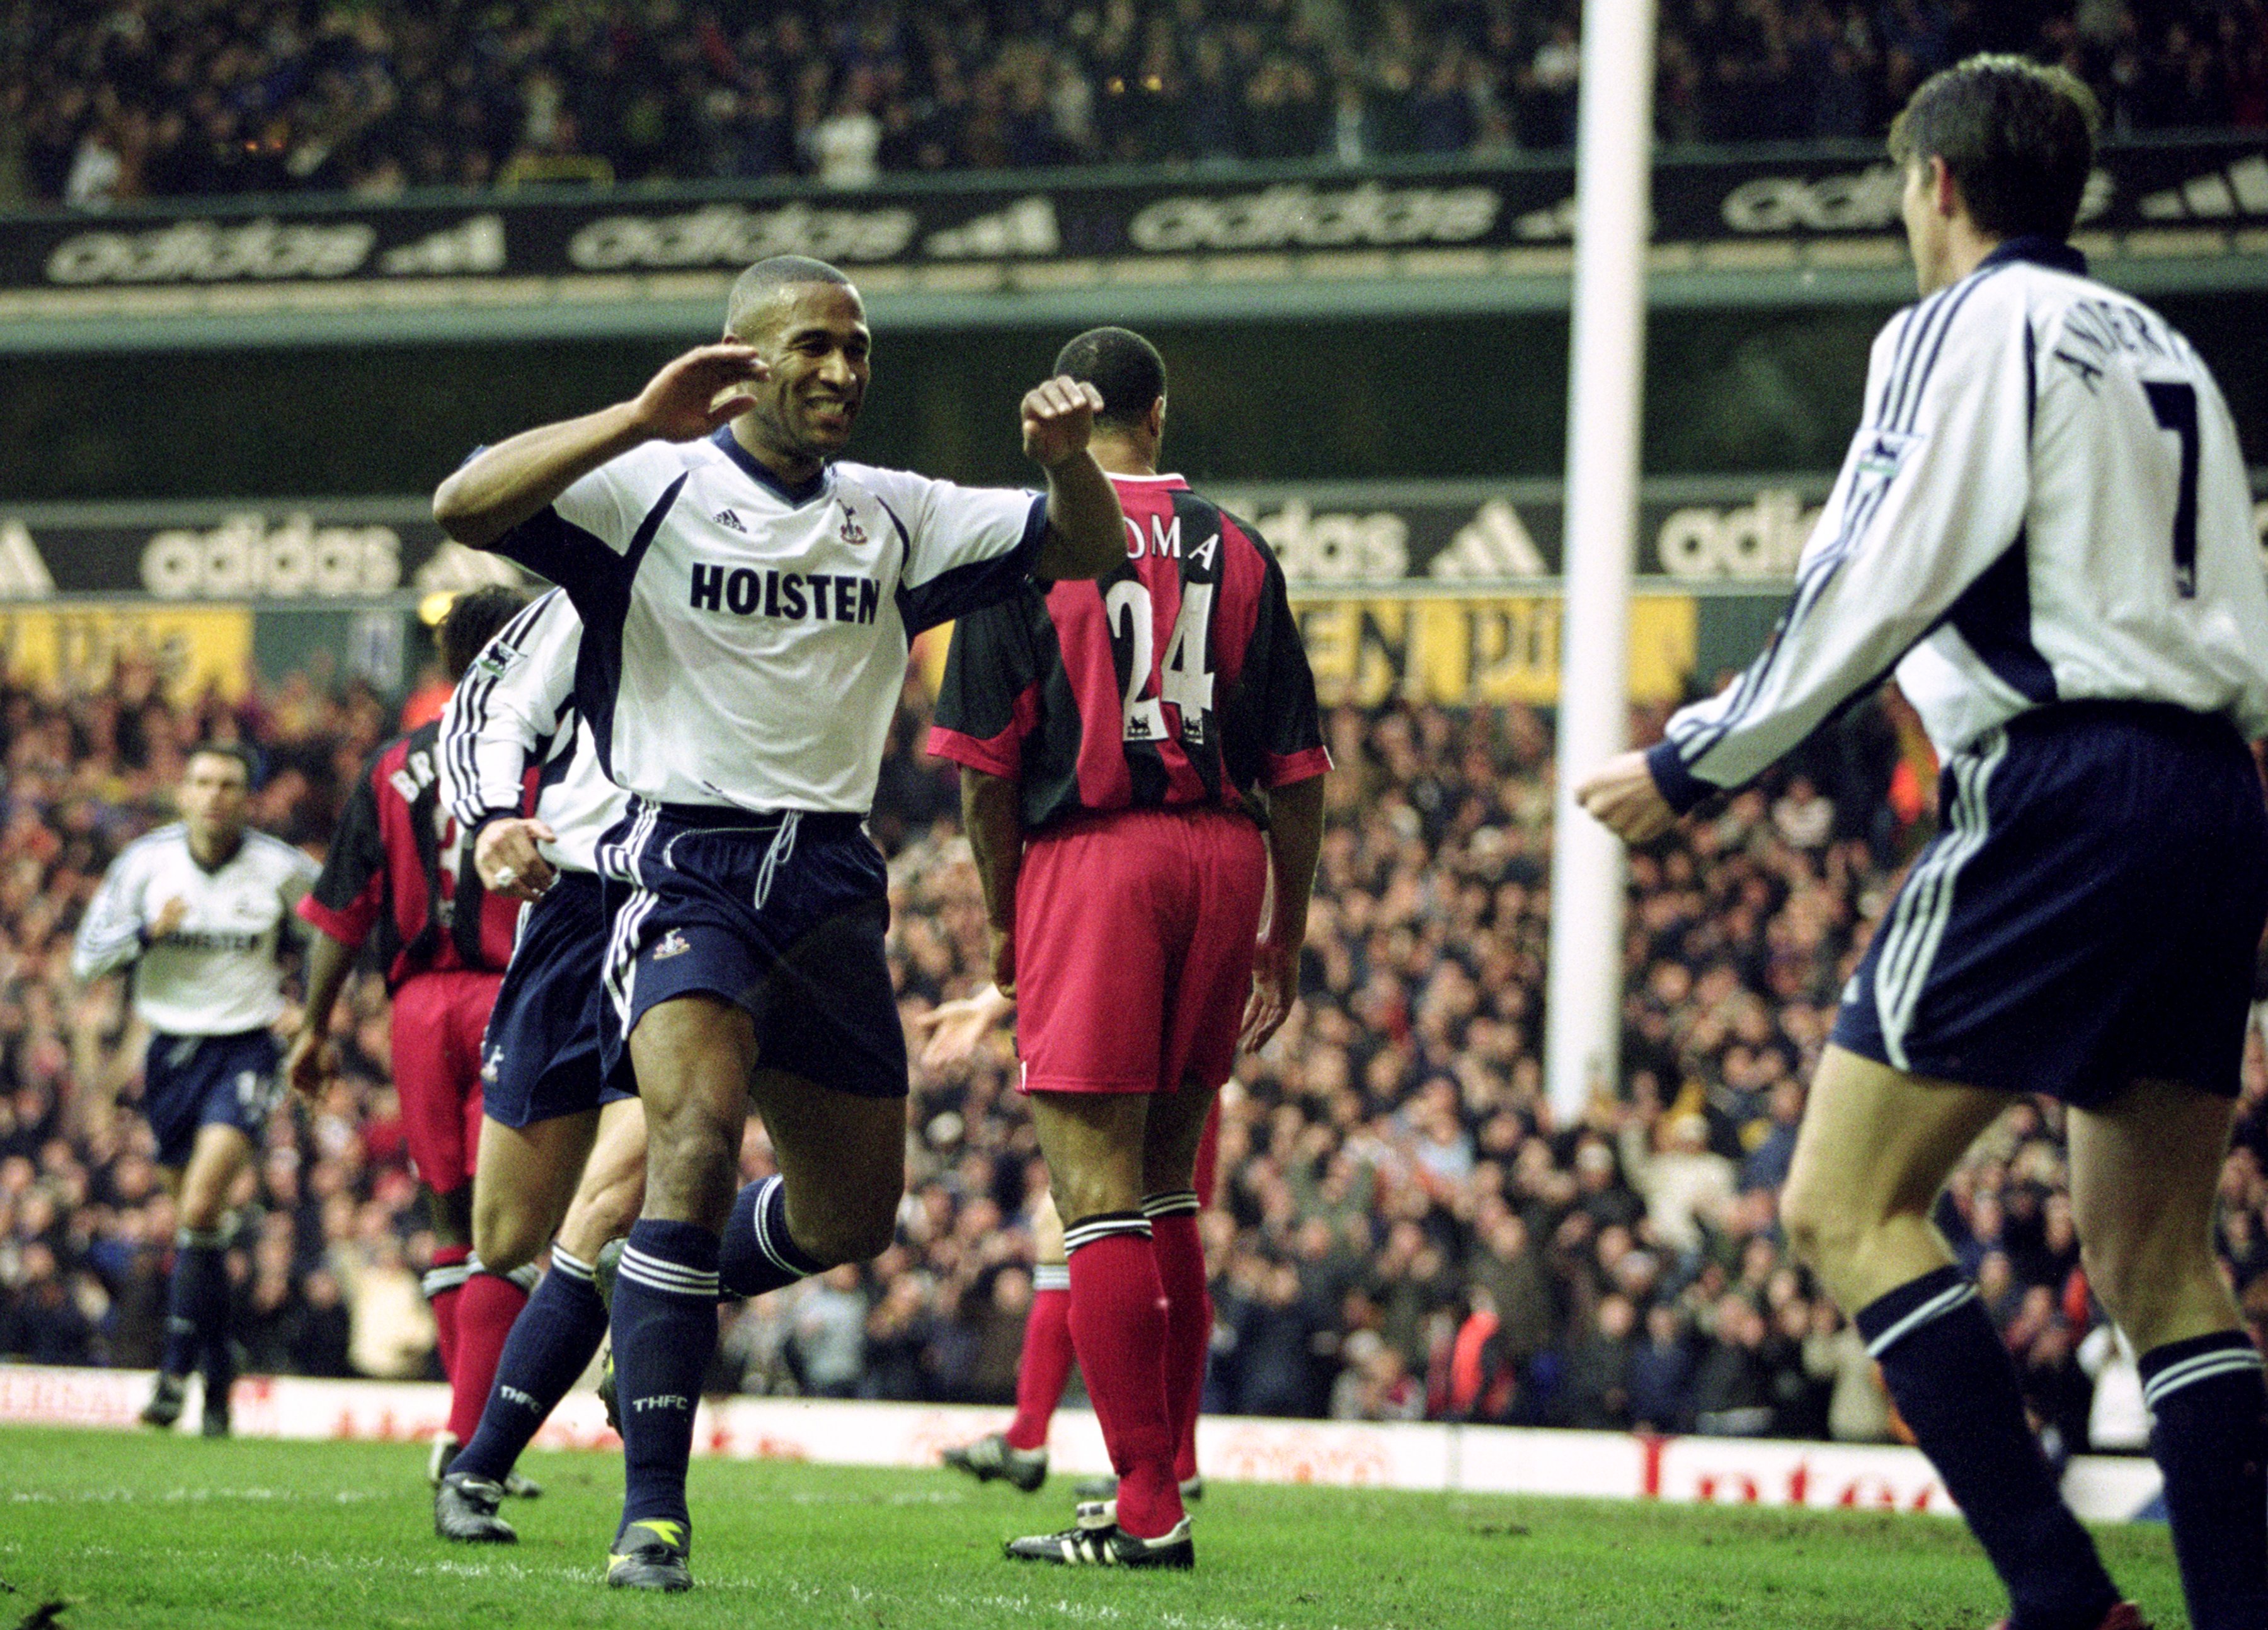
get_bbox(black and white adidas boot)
[943,1432,1048,1493]
[597,1347,620,1435]
[140,1373,186,1429]
[593,1238,624,1308]
[427,1430,461,1488]
[1005,1502,1193,1569]
[434,1473,518,1544]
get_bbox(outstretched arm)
[1022,375,1123,582]
[433,343,768,549]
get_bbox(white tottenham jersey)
[72,824,318,1035]
[1650,237,2268,812]
[438,588,624,875]
[483,426,1045,812]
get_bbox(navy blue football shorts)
[597,802,905,1101]
[1833,700,2268,1109]
[478,871,631,1128]
[142,1027,281,1168]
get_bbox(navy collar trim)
[1978,234,2087,278]
[710,426,828,508]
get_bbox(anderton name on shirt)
[689,562,882,625]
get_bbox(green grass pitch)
[0,1426,2189,1629]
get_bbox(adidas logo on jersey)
[651,928,692,961]
[713,509,747,532]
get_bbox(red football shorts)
[1014,807,1266,1095]
[390,969,503,1194]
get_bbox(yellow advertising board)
[0,603,255,702]
[914,591,1698,709]
[1292,592,1697,707]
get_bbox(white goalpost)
[1543,0,1659,1124]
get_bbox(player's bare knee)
[472,1205,545,1275]
[1048,1166,1135,1224]
[1779,1179,1864,1275]
[564,1173,644,1257]
[2075,1234,2185,1336]
[177,1187,227,1233]
[795,1205,896,1268]
[556,1202,631,1265]
[641,1112,739,1227]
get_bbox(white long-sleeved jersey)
[72,824,318,1035]
[1649,237,2268,812]
[438,587,626,875]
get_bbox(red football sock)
[424,1245,471,1387]
[1064,1216,1181,1541]
[1006,1277,1074,1452]
[448,1267,530,1447]
[1147,1207,1208,1485]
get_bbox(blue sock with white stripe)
[717,1176,827,1299]
[450,1245,609,1485]
[1855,1266,2118,1630]
[2138,1330,2268,1630]
[610,1220,719,1544]
[161,1229,227,1381]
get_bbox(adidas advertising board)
[1,138,2259,326]
[4,476,2261,600]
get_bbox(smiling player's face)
[739,282,871,466]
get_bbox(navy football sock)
[1856,1267,2119,1630]
[161,1231,227,1381]
[2138,1330,2268,1630]
[451,1246,610,1485]
[716,1176,826,1299]
[610,1220,720,1543]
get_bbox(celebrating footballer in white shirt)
[432,254,1125,1592]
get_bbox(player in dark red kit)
[286,586,539,1488]
[928,327,1328,1568]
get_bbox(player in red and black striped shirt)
[285,587,536,1483]
[929,327,1328,1568]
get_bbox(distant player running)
[287,587,535,1488]
[927,327,1328,1568]
[1580,58,2268,1630]
[432,254,1125,1590]
[73,743,318,1437]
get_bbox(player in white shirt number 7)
[1581,57,2268,1630]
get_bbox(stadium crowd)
[14,0,2267,208]
[4,645,2266,1454]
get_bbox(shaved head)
[726,255,854,340]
